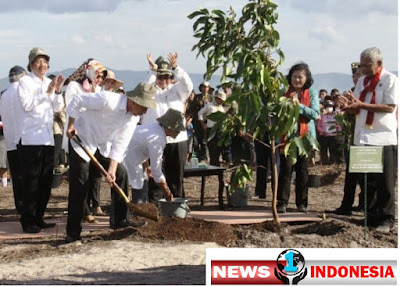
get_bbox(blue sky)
[0,0,397,78]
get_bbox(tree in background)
[188,0,318,224]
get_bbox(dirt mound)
[137,217,236,246]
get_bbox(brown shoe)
[84,215,97,223]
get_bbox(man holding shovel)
[123,108,185,202]
[65,82,156,243]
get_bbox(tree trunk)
[271,140,280,225]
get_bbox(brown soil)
[0,163,397,268]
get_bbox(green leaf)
[207,111,228,122]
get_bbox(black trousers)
[193,121,208,161]
[207,128,223,167]
[53,134,65,167]
[67,142,129,238]
[340,154,366,210]
[367,145,397,225]
[277,152,309,208]
[7,150,23,214]
[163,141,188,198]
[254,134,275,198]
[86,162,102,209]
[319,136,337,165]
[17,144,54,229]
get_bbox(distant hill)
[0,69,397,95]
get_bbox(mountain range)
[0,68,397,95]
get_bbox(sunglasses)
[157,75,171,80]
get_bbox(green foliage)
[334,112,354,151]
[188,0,300,146]
[188,0,316,207]
[229,164,253,194]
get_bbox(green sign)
[349,146,383,173]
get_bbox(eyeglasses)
[157,75,171,81]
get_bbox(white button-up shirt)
[198,102,226,128]
[62,81,102,152]
[123,123,167,189]
[66,91,139,163]
[353,68,398,146]
[0,82,25,151]
[142,66,193,143]
[17,72,64,145]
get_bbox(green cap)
[126,82,157,109]
[157,61,172,76]
[157,108,185,132]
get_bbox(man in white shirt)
[0,66,27,214]
[17,47,65,233]
[198,91,227,166]
[65,82,156,243]
[338,47,398,233]
[124,108,185,202]
[144,53,193,198]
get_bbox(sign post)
[349,146,383,239]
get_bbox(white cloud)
[0,0,125,14]
[281,0,397,16]
[309,26,346,45]
[71,35,85,45]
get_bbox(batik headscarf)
[64,59,106,92]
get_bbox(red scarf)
[284,86,310,136]
[357,66,383,127]
[280,87,310,150]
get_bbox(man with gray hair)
[0,66,27,214]
[338,47,398,233]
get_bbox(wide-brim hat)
[215,91,226,101]
[126,82,157,109]
[157,60,172,76]
[100,70,124,89]
[156,109,185,132]
[28,47,50,64]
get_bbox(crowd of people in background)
[0,45,397,241]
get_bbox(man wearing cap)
[17,47,65,233]
[65,82,155,243]
[193,81,214,162]
[144,53,193,199]
[198,91,227,166]
[0,66,27,214]
[124,108,186,202]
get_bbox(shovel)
[71,135,159,221]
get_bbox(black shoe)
[327,208,352,216]
[23,225,41,234]
[297,205,307,213]
[37,220,56,229]
[277,205,286,214]
[111,220,148,230]
[65,235,81,243]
